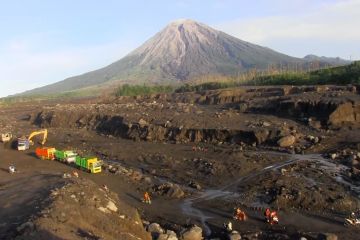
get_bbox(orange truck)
[35,147,56,160]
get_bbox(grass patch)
[174,61,360,92]
[114,84,174,96]
[252,61,360,85]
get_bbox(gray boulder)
[158,230,178,240]
[181,225,203,240]
[228,230,241,240]
[154,183,185,199]
[147,223,164,238]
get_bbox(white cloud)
[215,0,360,59]
[0,38,136,97]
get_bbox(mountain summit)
[23,19,347,95]
[127,19,299,80]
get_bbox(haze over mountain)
[303,54,350,65]
[22,19,349,95]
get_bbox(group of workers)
[233,207,278,224]
[141,192,280,228]
[222,207,279,233]
[264,208,279,225]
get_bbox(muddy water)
[180,153,359,236]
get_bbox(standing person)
[269,210,279,225]
[223,221,232,232]
[264,208,271,223]
[8,165,16,174]
[143,191,151,204]
[234,208,247,221]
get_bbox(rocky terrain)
[15,177,151,240]
[33,85,360,149]
[1,85,360,240]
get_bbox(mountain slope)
[303,54,350,65]
[22,19,347,95]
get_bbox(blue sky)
[0,0,359,97]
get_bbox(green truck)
[75,156,102,173]
[55,150,77,164]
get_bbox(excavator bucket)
[28,129,48,145]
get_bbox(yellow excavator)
[17,129,48,151]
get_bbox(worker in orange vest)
[233,207,247,221]
[269,210,279,225]
[264,208,278,224]
[143,191,151,204]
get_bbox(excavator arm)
[28,129,48,145]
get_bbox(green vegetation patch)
[174,61,360,92]
[114,84,174,96]
[251,61,360,86]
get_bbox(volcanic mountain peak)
[129,19,219,67]
[21,19,350,96]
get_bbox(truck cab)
[88,159,102,173]
[17,138,29,151]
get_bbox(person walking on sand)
[143,191,151,204]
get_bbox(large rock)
[317,233,338,240]
[147,223,164,238]
[158,230,178,240]
[106,201,118,212]
[166,184,185,199]
[139,118,149,127]
[254,129,269,144]
[328,102,357,126]
[181,225,203,240]
[147,223,164,233]
[228,230,241,240]
[154,183,185,199]
[277,135,296,147]
[241,232,260,240]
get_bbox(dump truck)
[75,156,102,173]
[17,129,48,151]
[55,150,77,164]
[35,147,56,160]
[1,133,12,143]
